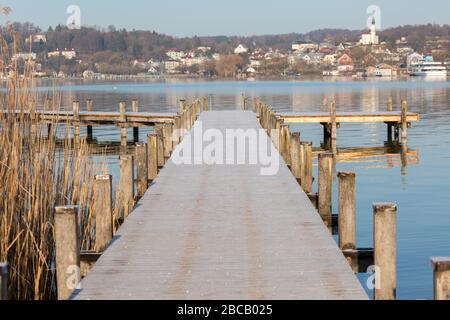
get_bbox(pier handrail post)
[430,257,450,300]
[132,99,139,142]
[331,100,337,141]
[55,205,80,300]
[401,100,408,144]
[373,203,397,300]
[0,263,7,300]
[93,174,113,252]
[136,143,148,198]
[290,132,301,183]
[318,152,334,228]
[119,155,135,219]
[147,133,158,183]
[338,171,356,250]
[243,96,248,111]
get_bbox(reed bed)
[0,27,100,300]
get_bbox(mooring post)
[55,206,80,300]
[338,172,356,250]
[155,124,165,167]
[132,99,139,142]
[373,203,397,300]
[119,101,127,148]
[147,133,158,183]
[92,174,113,252]
[318,152,334,228]
[0,263,7,300]
[86,99,93,140]
[119,155,134,219]
[300,141,313,194]
[73,101,80,142]
[401,100,408,144]
[290,132,301,183]
[430,257,450,300]
[136,143,148,197]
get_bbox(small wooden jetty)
[72,111,368,300]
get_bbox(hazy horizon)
[1,0,450,37]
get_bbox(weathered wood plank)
[279,111,420,123]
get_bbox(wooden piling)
[331,101,337,141]
[132,99,139,142]
[86,99,93,140]
[338,172,356,250]
[280,124,291,166]
[243,96,248,111]
[155,124,165,167]
[203,97,209,111]
[0,263,7,300]
[430,257,450,300]
[318,152,334,227]
[387,97,393,141]
[373,203,397,300]
[73,101,80,141]
[179,99,186,113]
[173,115,181,145]
[136,143,148,197]
[147,133,158,182]
[163,122,173,160]
[290,132,301,182]
[119,155,134,219]
[92,174,113,253]
[119,101,127,148]
[55,206,80,300]
[401,100,408,143]
[300,141,313,194]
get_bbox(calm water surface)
[38,78,450,300]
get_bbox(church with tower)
[360,18,379,45]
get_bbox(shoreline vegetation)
[0,25,131,300]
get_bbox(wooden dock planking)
[0,110,176,127]
[279,111,420,124]
[72,111,367,300]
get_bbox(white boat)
[410,60,447,77]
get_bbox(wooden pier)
[72,110,368,300]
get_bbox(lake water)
[38,78,450,300]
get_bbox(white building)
[360,18,379,45]
[166,50,185,61]
[292,43,318,52]
[48,49,77,60]
[12,52,37,61]
[234,44,248,54]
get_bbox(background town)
[5,21,450,80]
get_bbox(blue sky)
[1,0,450,36]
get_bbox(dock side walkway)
[73,111,368,300]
